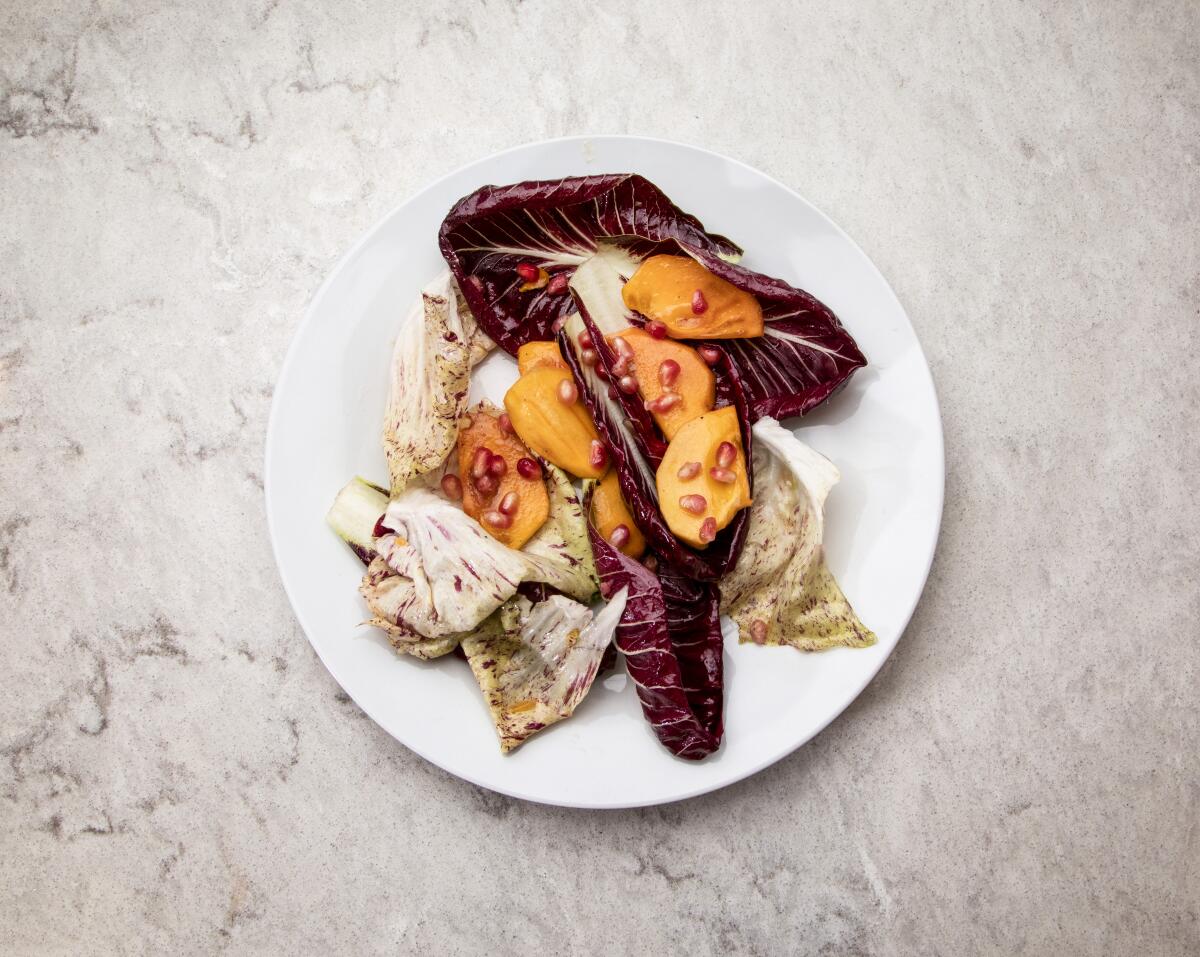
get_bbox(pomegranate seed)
[609,524,631,548]
[581,348,598,366]
[488,455,508,477]
[611,354,631,377]
[594,363,608,382]
[475,473,498,496]
[612,335,634,358]
[551,316,566,333]
[516,457,541,480]
[698,345,722,366]
[471,446,492,479]
[547,273,569,295]
[679,494,707,515]
[644,320,668,339]
[658,359,680,387]
[645,392,681,413]
[557,378,578,404]
[516,262,539,283]
[750,619,769,645]
[483,509,512,529]
[497,413,513,434]
[498,491,519,516]
[642,554,658,571]
[698,516,718,543]
[715,441,738,467]
[676,461,702,480]
[589,440,608,470]
[618,374,639,395]
[709,466,737,484]
[578,330,593,350]
[440,474,463,500]
[607,384,618,399]
[691,289,708,314]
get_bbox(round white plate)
[265,136,943,809]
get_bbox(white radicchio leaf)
[382,273,493,495]
[462,589,627,752]
[721,417,875,651]
[523,462,599,603]
[364,487,597,641]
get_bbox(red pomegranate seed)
[557,378,578,404]
[547,273,569,295]
[589,440,608,470]
[498,491,519,516]
[475,473,498,496]
[594,363,608,382]
[715,441,737,468]
[551,316,566,333]
[645,392,681,413]
[611,354,631,377]
[497,413,513,434]
[516,456,541,480]
[578,330,593,350]
[440,474,463,501]
[471,446,493,479]
[488,455,508,477]
[580,348,598,366]
[679,494,707,514]
[658,359,680,387]
[691,289,708,314]
[483,509,512,529]
[644,320,667,339]
[607,384,618,399]
[516,262,539,283]
[709,466,737,484]
[698,345,722,366]
[676,461,701,480]
[618,374,638,395]
[609,524,631,548]
[612,335,633,358]
[750,619,769,645]
[698,516,718,543]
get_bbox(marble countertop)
[2,2,1196,953]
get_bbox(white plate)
[265,136,944,809]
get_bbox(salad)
[326,175,875,760]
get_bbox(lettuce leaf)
[721,418,875,651]
[522,461,599,603]
[382,273,492,495]
[438,175,864,422]
[462,589,626,752]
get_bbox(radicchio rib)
[438,175,865,422]
[587,513,720,760]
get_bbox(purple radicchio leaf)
[659,565,724,742]
[585,496,721,760]
[438,175,740,355]
[438,174,865,422]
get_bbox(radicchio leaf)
[659,567,724,742]
[586,498,721,760]
[438,175,865,422]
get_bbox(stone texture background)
[1,1,1197,954]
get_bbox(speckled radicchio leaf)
[438,174,865,420]
[586,518,721,760]
[559,312,750,582]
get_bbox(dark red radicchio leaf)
[438,175,740,355]
[559,315,750,582]
[586,508,721,760]
[659,567,724,742]
[438,174,865,422]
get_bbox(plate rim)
[264,134,945,809]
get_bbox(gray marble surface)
[2,1,1197,953]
